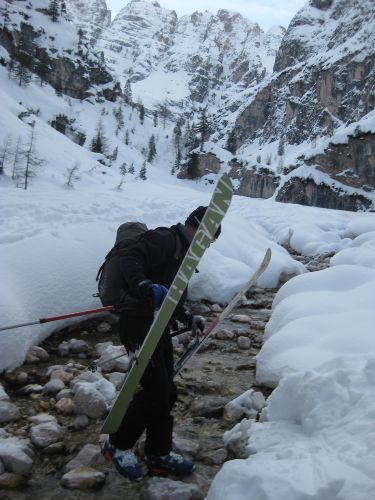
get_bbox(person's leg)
[110,318,176,453]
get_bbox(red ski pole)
[0,305,115,332]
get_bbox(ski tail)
[174,248,271,377]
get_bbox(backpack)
[96,222,148,306]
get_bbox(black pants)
[110,315,177,456]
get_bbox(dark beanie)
[185,206,222,239]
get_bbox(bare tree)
[0,135,12,175]
[18,122,45,189]
[11,136,22,179]
[65,162,81,188]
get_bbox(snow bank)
[208,225,375,500]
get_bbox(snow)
[1,1,375,496]
[207,222,375,498]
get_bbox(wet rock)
[107,372,125,390]
[0,401,21,423]
[215,328,235,340]
[190,397,226,419]
[190,303,211,314]
[64,444,101,472]
[146,476,203,500]
[16,384,43,395]
[42,442,66,455]
[237,336,252,349]
[4,369,28,386]
[56,388,73,400]
[68,339,89,354]
[95,345,129,372]
[0,383,10,401]
[30,420,64,449]
[73,384,109,419]
[0,437,34,475]
[42,378,65,395]
[211,303,222,312]
[55,397,75,415]
[96,321,111,333]
[0,472,26,488]
[25,346,50,364]
[173,436,200,459]
[95,341,113,356]
[0,458,4,474]
[29,413,56,425]
[231,314,251,323]
[207,448,227,465]
[48,366,74,384]
[58,341,70,357]
[71,414,89,430]
[60,467,106,489]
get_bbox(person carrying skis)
[101,206,221,480]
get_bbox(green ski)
[101,173,233,434]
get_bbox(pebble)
[73,384,108,419]
[71,414,89,430]
[42,378,65,395]
[25,346,50,364]
[0,437,34,475]
[4,369,28,386]
[68,339,89,354]
[55,397,75,415]
[64,444,101,472]
[30,420,64,448]
[147,477,203,500]
[16,384,43,395]
[237,336,252,349]
[96,321,111,333]
[231,314,252,324]
[0,472,26,488]
[0,401,21,424]
[60,467,106,489]
[0,383,10,401]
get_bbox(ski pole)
[0,305,115,332]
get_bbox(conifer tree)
[139,161,147,180]
[196,107,211,152]
[124,129,129,145]
[139,102,145,125]
[128,163,135,174]
[147,134,156,162]
[1,2,10,30]
[123,79,132,104]
[11,136,22,180]
[36,51,49,87]
[153,111,158,127]
[48,0,59,22]
[90,120,107,154]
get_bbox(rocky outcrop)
[229,161,279,198]
[0,4,113,100]
[306,131,375,192]
[276,177,372,211]
[178,152,222,179]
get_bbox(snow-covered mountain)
[207,0,375,210]
[0,0,374,211]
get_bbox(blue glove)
[149,283,168,308]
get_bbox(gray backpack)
[96,222,148,306]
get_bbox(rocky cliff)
[203,0,375,211]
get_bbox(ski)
[101,173,233,434]
[174,248,272,377]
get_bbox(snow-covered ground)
[2,172,375,499]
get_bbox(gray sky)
[106,0,308,31]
